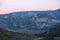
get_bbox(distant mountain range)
[0,9,60,35]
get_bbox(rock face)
[0,9,60,35]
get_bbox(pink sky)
[0,0,60,14]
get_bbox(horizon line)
[0,8,60,15]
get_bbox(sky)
[0,0,60,14]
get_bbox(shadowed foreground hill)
[0,27,60,40]
[0,29,37,40]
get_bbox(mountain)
[0,9,60,35]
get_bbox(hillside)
[0,29,37,40]
[0,28,60,40]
